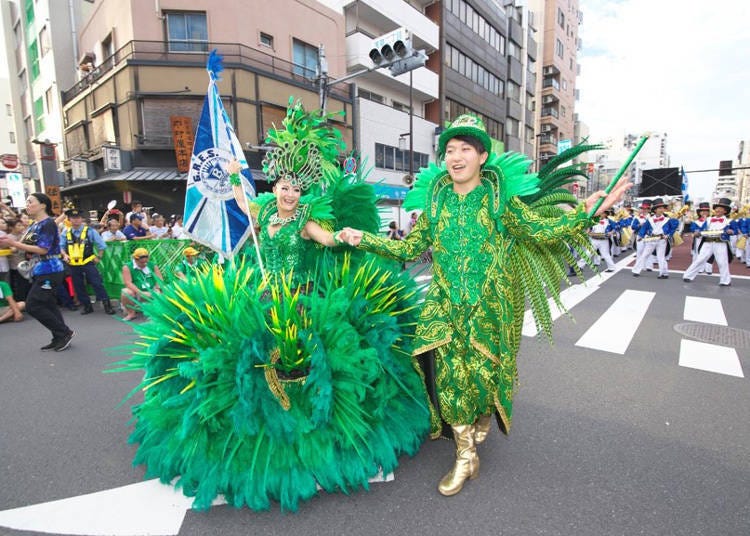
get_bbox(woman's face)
[273,180,302,215]
[13,221,25,234]
[25,196,44,218]
[20,213,30,226]
[0,219,7,232]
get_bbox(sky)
[576,0,750,201]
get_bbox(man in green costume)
[342,115,630,496]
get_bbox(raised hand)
[585,177,633,217]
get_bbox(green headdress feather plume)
[262,97,346,191]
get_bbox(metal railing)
[62,40,351,104]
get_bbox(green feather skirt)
[114,255,430,511]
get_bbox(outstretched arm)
[342,213,432,262]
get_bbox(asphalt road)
[1,255,748,536]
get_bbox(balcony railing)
[542,78,560,91]
[541,107,559,119]
[539,135,557,146]
[62,40,351,105]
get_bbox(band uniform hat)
[183,246,200,257]
[438,114,493,158]
[132,247,149,259]
[651,198,667,209]
[696,201,711,212]
[712,197,732,210]
[640,199,652,209]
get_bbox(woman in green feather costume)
[340,114,631,497]
[114,100,430,512]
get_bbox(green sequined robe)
[359,177,593,436]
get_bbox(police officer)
[60,209,115,314]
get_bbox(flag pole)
[588,134,649,218]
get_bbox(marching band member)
[631,200,656,272]
[688,201,713,275]
[588,209,617,271]
[631,198,678,279]
[683,198,738,286]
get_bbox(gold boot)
[473,414,492,444]
[438,424,479,496]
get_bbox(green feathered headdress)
[262,97,346,191]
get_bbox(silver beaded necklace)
[269,208,301,226]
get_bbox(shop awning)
[373,183,409,201]
[61,167,267,193]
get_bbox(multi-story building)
[734,140,750,206]
[319,0,439,222]
[585,131,671,203]
[1,0,92,196]
[715,159,737,200]
[529,0,580,169]
[427,0,538,161]
[57,0,352,215]
[0,74,21,204]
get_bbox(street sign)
[6,173,25,207]
[557,139,572,154]
[1,154,19,169]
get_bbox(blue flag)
[183,50,256,258]
[680,166,690,204]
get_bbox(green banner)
[99,240,214,298]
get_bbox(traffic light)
[369,28,426,75]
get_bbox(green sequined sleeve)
[504,197,596,244]
[358,213,432,261]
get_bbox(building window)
[9,132,15,144]
[28,39,40,80]
[445,43,505,97]
[562,78,568,91]
[374,143,429,172]
[507,81,521,101]
[6,104,11,116]
[506,118,519,138]
[292,38,318,78]
[38,25,50,56]
[358,88,384,103]
[165,11,208,52]
[392,100,410,113]
[557,8,565,28]
[555,39,564,59]
[45,86,54,114]
[449,0,505,53]
[561,105,566,117]
[259,32,273,48]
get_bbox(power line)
[682,166,750,174]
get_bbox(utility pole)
[317,44,329,112]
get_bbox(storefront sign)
[171,116,193,173]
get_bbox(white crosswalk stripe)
[683,296,727,326]
[574,289,655,354]
[678,339,744,378]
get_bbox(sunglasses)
[136,255,149,260]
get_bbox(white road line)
[575,289,655,355]
[522,252,637,337]
[0,472,395,536]
[678,339,744,377]
[683,296,728,326]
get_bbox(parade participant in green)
[120,247,163,321]
[341,114,631,496]
[173,246,206,280]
